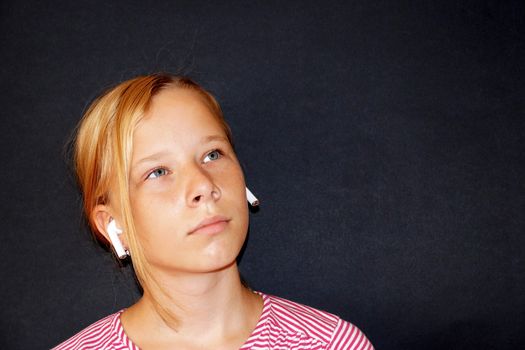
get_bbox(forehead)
[132,87,226,155]
[147,87,215,120]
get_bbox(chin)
[201,259,238,274]
[193,244,244,273]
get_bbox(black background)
[1,1,524,349]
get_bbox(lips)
[188,215,230,235]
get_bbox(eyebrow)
[132,150,172,169]
[202,135,229,143]
[132,134,229,168]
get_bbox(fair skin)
[93,88,263,350]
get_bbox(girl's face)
[127,88,248,275]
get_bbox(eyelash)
[203,149,223,163]
[146,166,170,180]
[144,149,223,181]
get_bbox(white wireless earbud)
[107,219,129,259]
[246,187,259,207]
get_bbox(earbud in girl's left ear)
[245,187,259,207]
[107,219,129,259]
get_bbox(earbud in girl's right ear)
[245,187,259,207]
[107,219,129,259]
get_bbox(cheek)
[129,191,180,247]
[226,173,249,223]
[225,163,246,197]
[232,189,250,245]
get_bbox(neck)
[146,262,248,329]
[122,263,262,348]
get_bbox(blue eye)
[146,167,168,180]
[203,150,221,163]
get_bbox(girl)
[54,74,374,350]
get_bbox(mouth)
[188,215,230,235]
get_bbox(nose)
[185,164,221,207]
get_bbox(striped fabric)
[53,292,373,350]
[239,294,374,350]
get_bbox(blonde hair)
[74,73,233,324]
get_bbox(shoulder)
[52,311,131,350]
[260,293,374,350]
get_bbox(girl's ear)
[91,204,113,244]
[92,205,130,258]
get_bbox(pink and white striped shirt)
[53,292,374,350]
